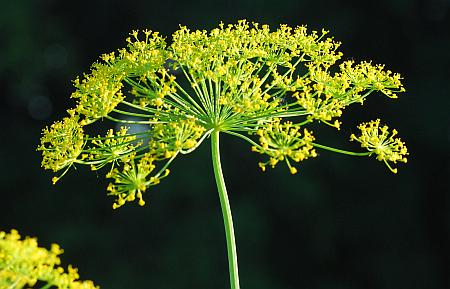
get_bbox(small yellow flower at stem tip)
[155,97,163,106]
[258,162,266,172]
[351,119,408,173]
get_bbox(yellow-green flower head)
[71,30,168,124]
[252,119,317,174]
[350,119,408,173]
[72,62,125,124]
[0,229,99,289]
[170,20,345,125]
[106,153,169,209]
[87,127,139,171]
[38,111,84,174]
[38,20,408,208]
[121,29,167,77]
[149,118,206,159]
[340,61,404,98]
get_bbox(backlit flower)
[351,119,408,173]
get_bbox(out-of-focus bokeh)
[1,0,449,288]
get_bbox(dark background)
[1,0,449,288]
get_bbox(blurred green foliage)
[0,0,449,288]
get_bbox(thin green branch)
[312,142,371,156]
[179,129,213,154]
[105,115,159,125]
[224,130,261,149]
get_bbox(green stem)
[211,130,240,289]
[312,142,371,156]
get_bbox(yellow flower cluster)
[292,60,404,129]
[350,119,408,173]
[106,153,168,209]
[0,229,99,289]
[38,20,408,209]
[252,119,317,174]
[172,21,342,71]
[72,63,125,123]
[87,127,139,171]
[129,67,177,109]
[38,111,84,174]
[149,118,207,159]
[38,29,207,208]
[170,20,345,126]
[340,61,404,99]
[122,30,168,78]
[71,29,168,124]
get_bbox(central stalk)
[211,130,240,289]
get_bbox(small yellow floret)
[350,119,408,173]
